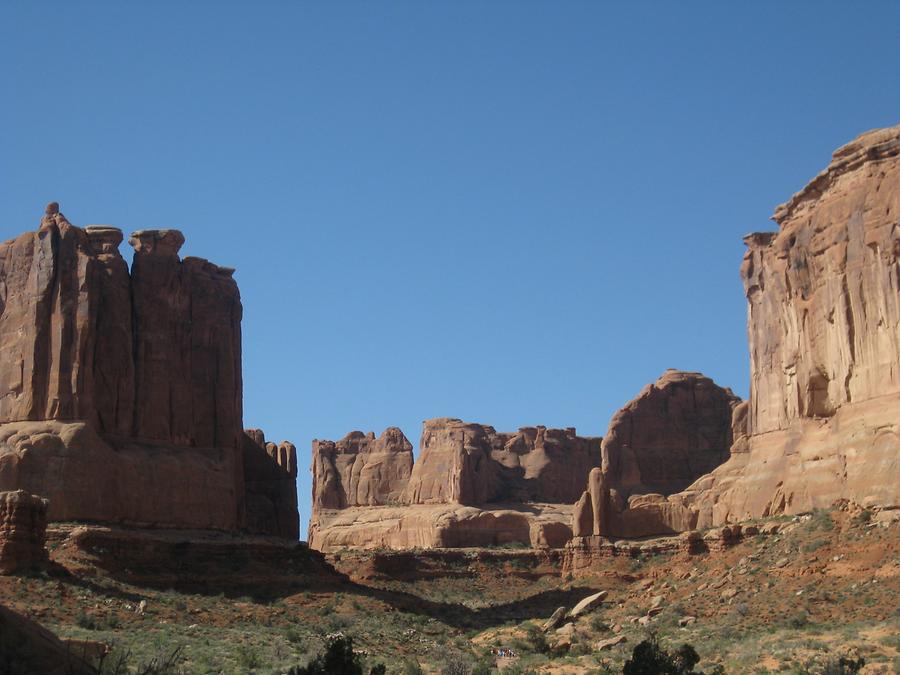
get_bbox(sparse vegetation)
[0,504,894,673]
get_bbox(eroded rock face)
[243,429,299,539]
[600,370,740,498]
[698,126,900,520]
[0,206,296,536]
[311,428,414,510]
[308,503,574,552]
[309,419,599,550]
[405,418,601,506]
[0,490,48,574]
[570,127,900,539]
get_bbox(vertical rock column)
[128,230,243,450]
[0,490,49,574]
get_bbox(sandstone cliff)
[569,127,900,541]
[702,125,900,521]
[600,370,741,498]
[405,419,600,506]
[572,370,740,538]
[309,419,600,550]
[0,205,297,536]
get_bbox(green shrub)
[524,624,549,654]
[623,634,703,675]
[288,635,385,675]
[75,609,98,630]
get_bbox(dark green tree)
[623,634,702,675]
[288,635,385,675]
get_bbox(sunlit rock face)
[308,419,600,551]
[0,205,297,537]
[568,127,900,542]
[713,125,900,519]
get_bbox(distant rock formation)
[405,419,600,506]
[312,428,414,511]
[0,205,298,537]
[308,419,601,550]
[0,490,48,574]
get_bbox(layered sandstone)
[569,127,900,542]
[0,205,296,536]
[684,126,900,522]
[312,428,414,510]
[406,419,599,505]
[309,419,599,550]
[309,503,575,551]
[0,490,48,574]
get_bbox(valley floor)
[0,505,897,674]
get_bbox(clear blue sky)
[2,2,898,537]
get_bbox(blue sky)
[2,2,898,536]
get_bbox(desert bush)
[401,659,424,675]
[524,624,550,654]
[441,652,471,675]
[75,609,98,630]
[623,634,706,675]
[288,635,385,675]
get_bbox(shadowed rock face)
[0,206,242,448]
[0,490,48,574]
[0,205,296,536]
[600,370,741,498]
[243,429,299,539]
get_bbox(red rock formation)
[600,370,740,498]
[311,427,414,510]
[683,125,900,522]
[0,205,135,432]
[309,419,598,550]
[405,418,601,506]
[130,229,242,449]
[570,128,900,542]
[0,205,296,536]
[243,429,299,539]
[570,371,739,539]
[0,490,48,574]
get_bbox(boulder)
[567,589,608,618]
[0,603,94,674]
[542,606,567,633]
[596,635,627,651]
